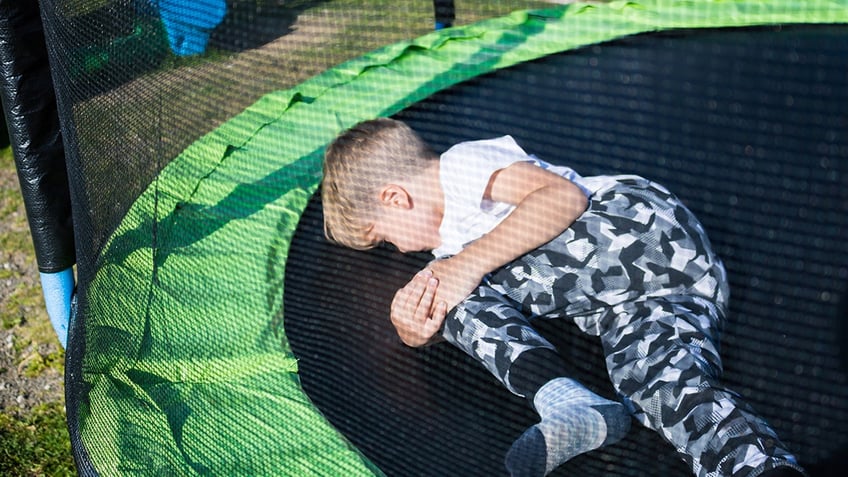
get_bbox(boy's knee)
[608,343,726,414]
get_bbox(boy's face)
[368,205,442,253]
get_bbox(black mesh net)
[26,1,848,476]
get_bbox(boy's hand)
[425,257,483,315]
[390,270,448,347]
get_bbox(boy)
[321,118,805,477]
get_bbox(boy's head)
[322,118,439,250]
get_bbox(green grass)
[1,146,73,475]
[0,403,75,477]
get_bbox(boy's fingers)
[400,272,426,308]
[417,277,439,320]
[392,273,425,314]
[391,270,442,347]
[422,302,447,338]
[431,301,447,324]
[410,273,430,306]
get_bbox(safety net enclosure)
[7,0,847,476]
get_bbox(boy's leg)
[442,284,557,397]
[483,177,803,476]
[443,285,630,476]
[487,176,729,328]
[600,294,804,477]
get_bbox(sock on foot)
[505,377,631,477]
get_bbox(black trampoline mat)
[285,26,848,477]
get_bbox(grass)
[0,403,75,477]
[1,146,73,474]
[0,149,60,344]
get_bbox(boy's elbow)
[576,188,589,210]
[562,182,588,215]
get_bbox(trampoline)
[2,1,846,476]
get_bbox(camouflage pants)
[442,176,802,477]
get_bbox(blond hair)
[322,118,438,249]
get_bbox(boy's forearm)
[454,182,588,278]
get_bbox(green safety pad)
[80,1,848,474]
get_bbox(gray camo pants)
[441,176,802,477]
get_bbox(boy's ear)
[378,184,412,209]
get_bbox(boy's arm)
[430,161,588,311]
[392,162,588,347]
[459,162,587,274]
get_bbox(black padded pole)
[0,1,74,273]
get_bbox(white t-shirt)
[433,135,591,258]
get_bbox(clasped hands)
[389,257,482,347]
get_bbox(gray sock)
[505,377,631,476]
